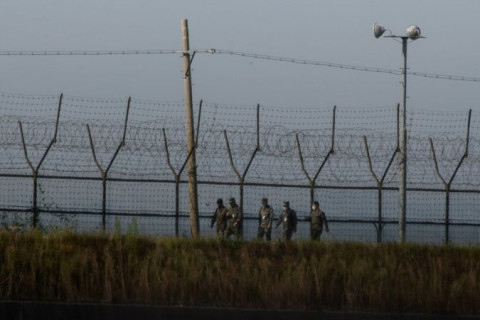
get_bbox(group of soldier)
[210,197,329,241]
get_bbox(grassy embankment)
[0,228,479,315]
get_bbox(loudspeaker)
[406,25,421,40]
[373,23,386,38]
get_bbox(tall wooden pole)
[181,19,200,238]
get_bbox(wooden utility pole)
[181,19,200,238]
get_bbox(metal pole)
[399,37,408,243]
[175,176,180,237]
[102,174,107,231]
[33,171,38,228]
[378,185,382,243]
[310,185,315,205]
[430,110,471,245]
[239,181,244,239]
[445,185,450,244]
[256,104,260,149]
[181,19,200,238]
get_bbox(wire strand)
[213,49,480,83]
[1,48,480,83]
[0,49,214,56]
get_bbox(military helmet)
[217,198,223,204]
[283,201,289,207]
[261,197,268,203]
[229,197,235,203]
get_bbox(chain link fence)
[0,92,478,244]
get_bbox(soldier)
[310,200,329,240]
[276,201,297,240]
[210,198,228,237]
[226,197,242,240]
[257,197,274,241]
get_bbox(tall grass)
[0,229,479,315]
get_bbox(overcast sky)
[1,0,479,111]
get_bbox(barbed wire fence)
[0,92,479,244]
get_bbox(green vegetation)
[0,229,479,315]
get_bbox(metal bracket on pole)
[182,49,216,78]
[184,51,196,78]
[195,100,203,148]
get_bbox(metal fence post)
[162,101,201,237]
[363,134,398,243]
[163,128,196,237]
[223,104,260,239]
[429,109,471,244]
[296,105,335,206]
[17,94,63,228]
[86,97,130,232]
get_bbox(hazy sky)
[1,0,480,111]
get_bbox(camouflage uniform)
[276,201,297,240]
[226,198,242,240]
[257,197,274,241]
[310,201,329,240]
[210,199,228,237]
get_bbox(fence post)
[163,127,178,235]
[101,172,107,229]
[363,135,381,242]
[429,109,470,244]
[18,121,35,226]
[445,184,450,244]
[32,171,38,227]
[295,133,314,203]
[86,124,106,230]
[296,105,335,206]
[377,185,382,243]
[163,128,196,237]
[223,104,260,239]
[161,101,201,237]
[362,105,399,243]
[312,106,336,201]
[86,97,130,232]
[17,93,63,228]
[363,135,398,243]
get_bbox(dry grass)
[0,229,479,315]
